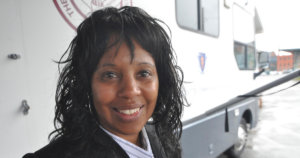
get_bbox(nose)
[117,75,141,99]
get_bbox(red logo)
[198,53,206,73]
[53,0,132,30]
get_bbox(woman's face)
[91,41,159,143]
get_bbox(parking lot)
[240,79,300,158]
[219,79,300,158]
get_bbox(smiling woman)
[23,6,186,158]
[92,41,159,146]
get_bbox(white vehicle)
[1,0,299,158]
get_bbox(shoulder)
[22,137,72,158]
[22,128,128,158]
[22,137,115,158]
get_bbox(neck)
[99,125,143,148]
[124,133,142,147]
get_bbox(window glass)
[175,0,198,30]
[175,0,219,37]
[247,46,256,69]
[234,42,256,70]
[201,0,219,36]
[234,42,246,69]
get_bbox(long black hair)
[51,6,187,157]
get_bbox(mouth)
[113,105,144,121]
[118,107,141,115]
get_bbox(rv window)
[247,46,256,69]
[175,0,219,37]
[233,4,256,70]
[234,42,246,69]
[234,42,256,70]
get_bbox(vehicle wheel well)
[242,109,252,125]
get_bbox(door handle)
[22,100,30,115]
[7,54,21,60]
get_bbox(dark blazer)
[23,125,167,158]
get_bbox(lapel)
[145,125,168,158]
[92,127,130,158]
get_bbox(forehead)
[99,40,155,65]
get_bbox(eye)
[101,71,118,80]
[138,70,152,78]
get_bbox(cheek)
[144,80,159,110]
[92,83,115,110]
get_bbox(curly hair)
[50,6,186,157]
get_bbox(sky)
[254,0,300,51]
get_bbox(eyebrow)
[100,63,116,67]
[138,62,155,67]
[99,62,155,68]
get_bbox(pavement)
[220,79,300,158]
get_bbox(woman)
[23,6,186,158]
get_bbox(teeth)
[119,108,140,115]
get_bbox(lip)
[113,105,144,122]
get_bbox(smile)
[112,105,144,121]
[112,105,145,121]
[118,108,140,115]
